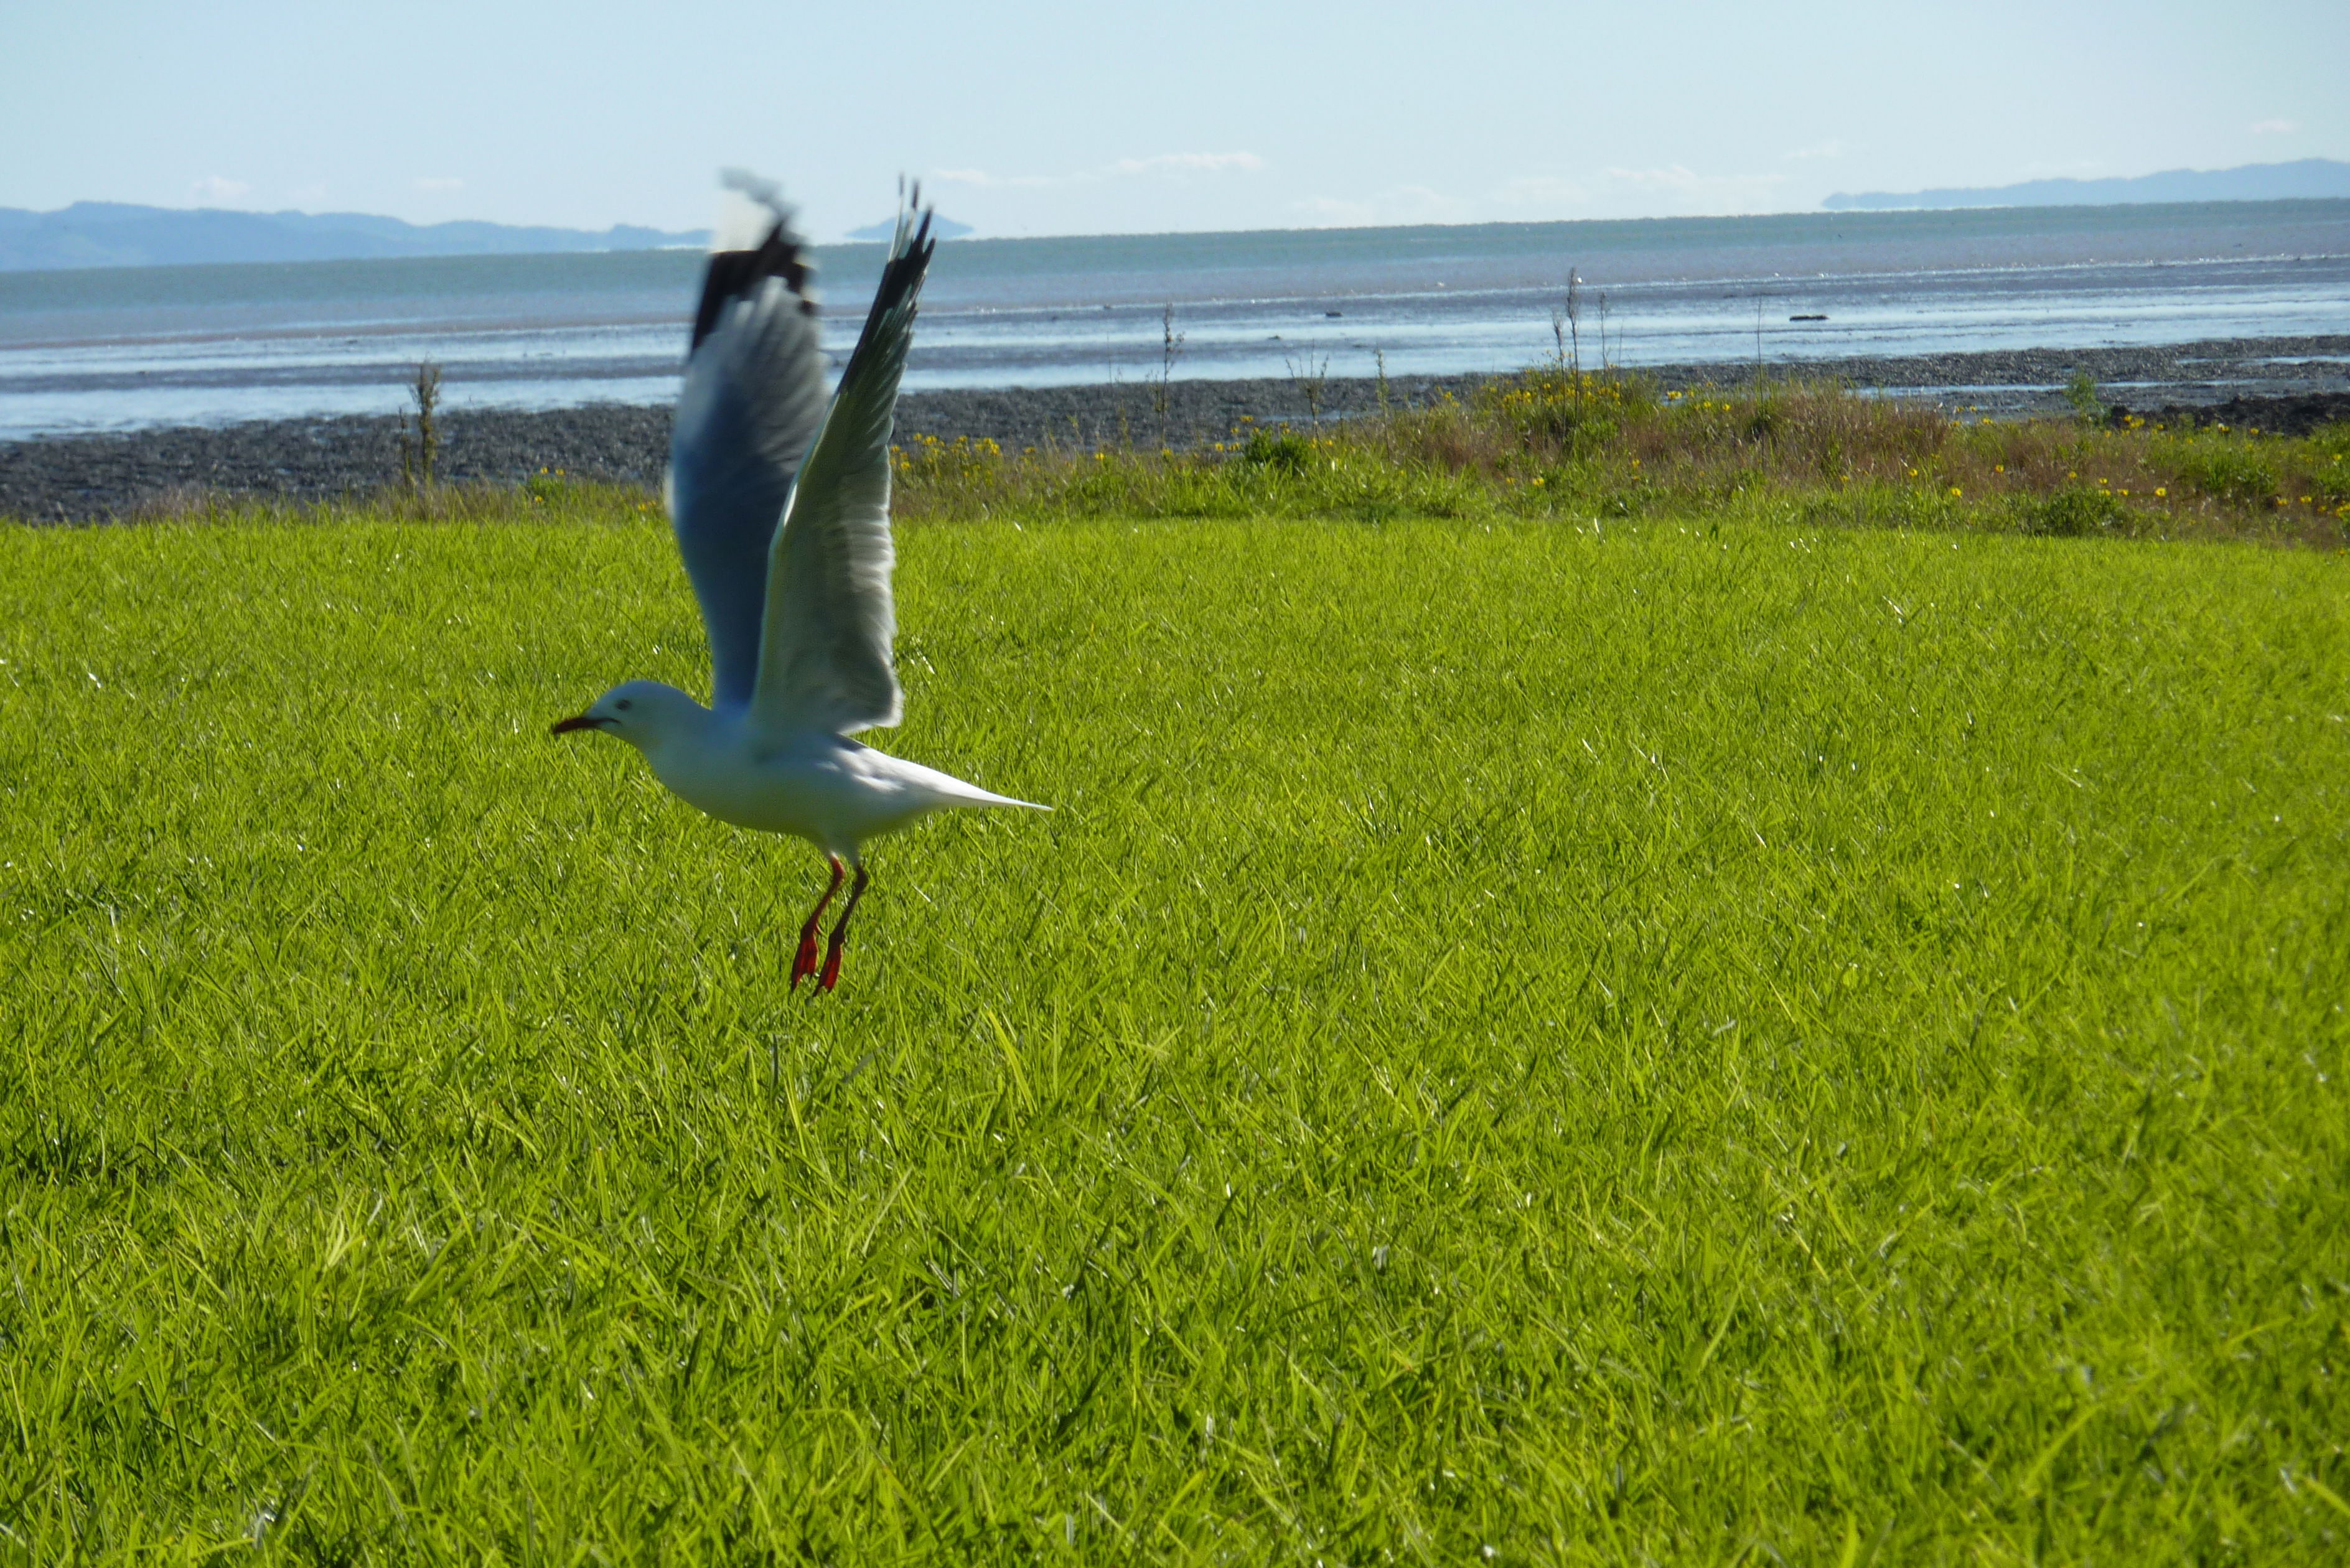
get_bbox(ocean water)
[3,200,2347,438]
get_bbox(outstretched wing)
[666,174,828,714]
[748,193,936,739]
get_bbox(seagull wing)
[667,178,827,714]
[747,195,936,739]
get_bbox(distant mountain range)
[0,202,712,271]
[845,214,974,242]
[1823,157,2350,211]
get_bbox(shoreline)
[6,334,2348,522]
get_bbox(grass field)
[4,490,2348,1561]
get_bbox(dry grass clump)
[891,371,2350,549]
[60,380,2348,552]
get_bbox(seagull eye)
[616,699,633,711]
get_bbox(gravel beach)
[6,334,2348,521]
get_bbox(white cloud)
[413,176,464,192]
[1324,164,1792,226]
[1599,164,1786,202]
[1291,195,1379,225]
[191,175,250,202]
[1108,152,1263,176]
[2250,118,2300,134]
[1781,139,1845,161]
[2021,158,2105,178]
[932,152,1263,190]
[1291,185,1468,227]
[1495,175,1592,207]
[931,167,1059,190]
[1491,165,1788,218]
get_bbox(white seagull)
[555,175,1046,992]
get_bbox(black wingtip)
[856,181,936,332]
[690,215,818,355]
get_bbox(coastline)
[5,334,2348,522]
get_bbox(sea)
[3,200,2347,439]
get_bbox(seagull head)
[550,680,704,750]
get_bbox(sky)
[3,1,2344,242]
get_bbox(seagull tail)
[928,777,1051,813]
[966,788,1052,813]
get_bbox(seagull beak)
[550,713,607,736]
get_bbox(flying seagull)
[554,174,1046,992]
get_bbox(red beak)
[550,714,607,736]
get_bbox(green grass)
[3,496,2348,1562]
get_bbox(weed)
[2168,441,2278,505]
[521,466,573,505]
[1554,269,1582,382]
[1241,428,1314,473]
[2064,369,2105,422]
[1285,348,1331,424]
[2011,483,2125,537]
[1153,303,1185,441]
[397,362,442,488]
[872,371,2346,548]
[1477,369,1637,456]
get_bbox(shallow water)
[3,200,2347,437]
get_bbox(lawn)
[2,497,2346,1562]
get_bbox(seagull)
[554,174,1046,992]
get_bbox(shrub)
[1800,484,1962,534]
[1476,371,1645,457]
[2307,420,2350,459]
[894,432,1004,487]
[2169,444,2277,505]
[2012,485,2125,538]
[1242,429,1315,474]
[2063,370,2104,422]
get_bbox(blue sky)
[3,1,2343,240]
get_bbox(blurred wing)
[666,176,827,714]
[749,194,936,738]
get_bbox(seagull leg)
[817,863,871,992]
[791,856,845,990]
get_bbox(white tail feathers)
[957,785,1051,812]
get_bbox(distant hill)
[1823,157,2350,212]
[0,202,711,271]
[845,214,974,242]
